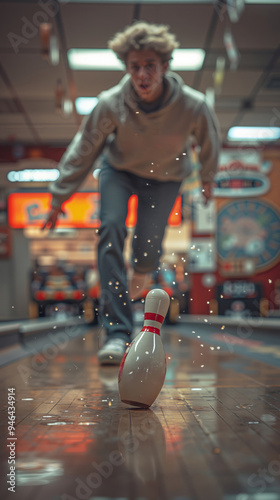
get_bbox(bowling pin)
[118,288,170,408]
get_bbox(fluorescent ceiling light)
[7,169,59,182]
[75,97,99,115]
[68,48,205,71]
[170,49,205,71]
[228,127,280,141]
[68,49,124,70]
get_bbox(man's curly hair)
[108,21,179,64]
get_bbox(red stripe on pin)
[144,312,164,324]
[141,326,160,335]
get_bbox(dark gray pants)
[97,161,181,342]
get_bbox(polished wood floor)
[1,319,280,500]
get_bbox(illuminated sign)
[214,150,271,197]
[8,192,182,229]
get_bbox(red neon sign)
[8,192,182,229]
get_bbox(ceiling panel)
[0,118,36,142]
[139,3,213,48]
[61,3,135,48]
[20,98,73,117]
[33,123,78,141]
[199,69,263,96]
[0,54,69,98]
[0,1,279,147]
[214,111,240,130]
[73,70,124,96]
[211,4,280,50]
[239,110,279,127]
[0,2,50,50]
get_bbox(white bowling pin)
[118,288,170,408]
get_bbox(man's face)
[126,49,168,103]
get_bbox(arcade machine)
[186,147,280,318]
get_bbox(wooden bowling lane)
[0,323,280,500]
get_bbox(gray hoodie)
[50,71,220,208]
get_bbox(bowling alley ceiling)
[0,0,280,147]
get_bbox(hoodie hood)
[121,71,186,115]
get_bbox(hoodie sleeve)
[50,98,115,208]
[193,99,221,183]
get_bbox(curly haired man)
[44,21,220,364]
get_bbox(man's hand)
[201,182,213,205]
[42,207,64,231]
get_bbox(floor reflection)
[0,321,280,500]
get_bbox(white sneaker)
[97,338,128,365]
